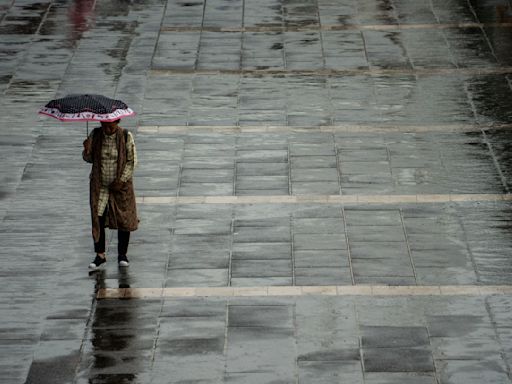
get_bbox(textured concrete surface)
[2,0,512,383]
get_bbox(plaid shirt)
[85,131,137,216]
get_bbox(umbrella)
[38,94,135,135]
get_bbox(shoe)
[118,255,130,267]
[89,255,106,270]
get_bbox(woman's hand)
[83,138,92,154]
[109,180,125,192]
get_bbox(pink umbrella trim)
[38,107,135,122]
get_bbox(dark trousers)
[94,212,130,256]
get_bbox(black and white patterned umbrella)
[39,94,135,122]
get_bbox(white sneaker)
[118,255,129,267]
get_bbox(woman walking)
[83,120,138,270]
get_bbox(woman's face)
[101,121,118,134]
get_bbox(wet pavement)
[2,0,512,383]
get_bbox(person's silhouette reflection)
[68,0,95,42]
[118,267,131,289]
[497,5,511,22]
[86,271,138,383]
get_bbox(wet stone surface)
[57,295,512,383]
[1,0,512,382]
[132,130,512,196]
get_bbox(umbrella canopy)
[38,94,135,122]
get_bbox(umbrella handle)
[86,121,89,137]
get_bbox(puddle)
[0,17,41,34]
[181,2,203,6]
[25,351,81,384]
[467,75,512,123]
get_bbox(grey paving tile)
[234,218,290,227]
[174,219,232,235]
[298,361,363,384]
[348,226,407,242]
[296,297,357,329]
[152,355,225,383]
[166,269,229,287]
[294,234,347,250]
[341,161,391,175]
[181,169,234,183]
[290,143,336,156]
[292,181,341,195]
[182,158,235,169]
[232,242,291,260]
[407,234,467,251]
[231,259,292,278]
[230,277,293,286]
[426,315,495,338]
[294,250,349,268]
[236,162,288,176]
[350,242,410,259]
[161,299,227,318]
[363,348,435,373]
[403,218,461,235]
[84,328,157,352]
[225,372,294,384]
[436,359,510,384]
[236,175,289,190]
[179,182,234,196]
[157,335,224,356]
[340,148,389,162]
[494,327,512,357]
[361,326,430,348]
[294,267,352,286]
[296,331,360,357]
[354,276,418,285]
[356,298,427,326]
[229,305,293,328]
[345,210,403,226]
[236,188,290,195]
[40,319,87,341]
[169,252,230,269]
[291,168,339,182]
[430,336,504,360]
[158,316,226,338]
[177,205,233,219]
[25,347,81,384]
[352,259,415,278]
[292,156,337,168]
[486,296,512,324]
[91,301,161,331]
[293,218,344,234]
[415,267,478,285]
[364,373,437,384]
[226,327,296,375]
[172,235,231,252]
[411,249,470,268]
[237,149,288,163]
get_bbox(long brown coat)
[87,127,138,242]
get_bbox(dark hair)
[101,119,121,126]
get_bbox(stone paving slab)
[136,201,512,287]
[129,130,512,196]
[1,198,502,292]
[141,72,512,126]
[153,28,502,71]
[22,294,512,384]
